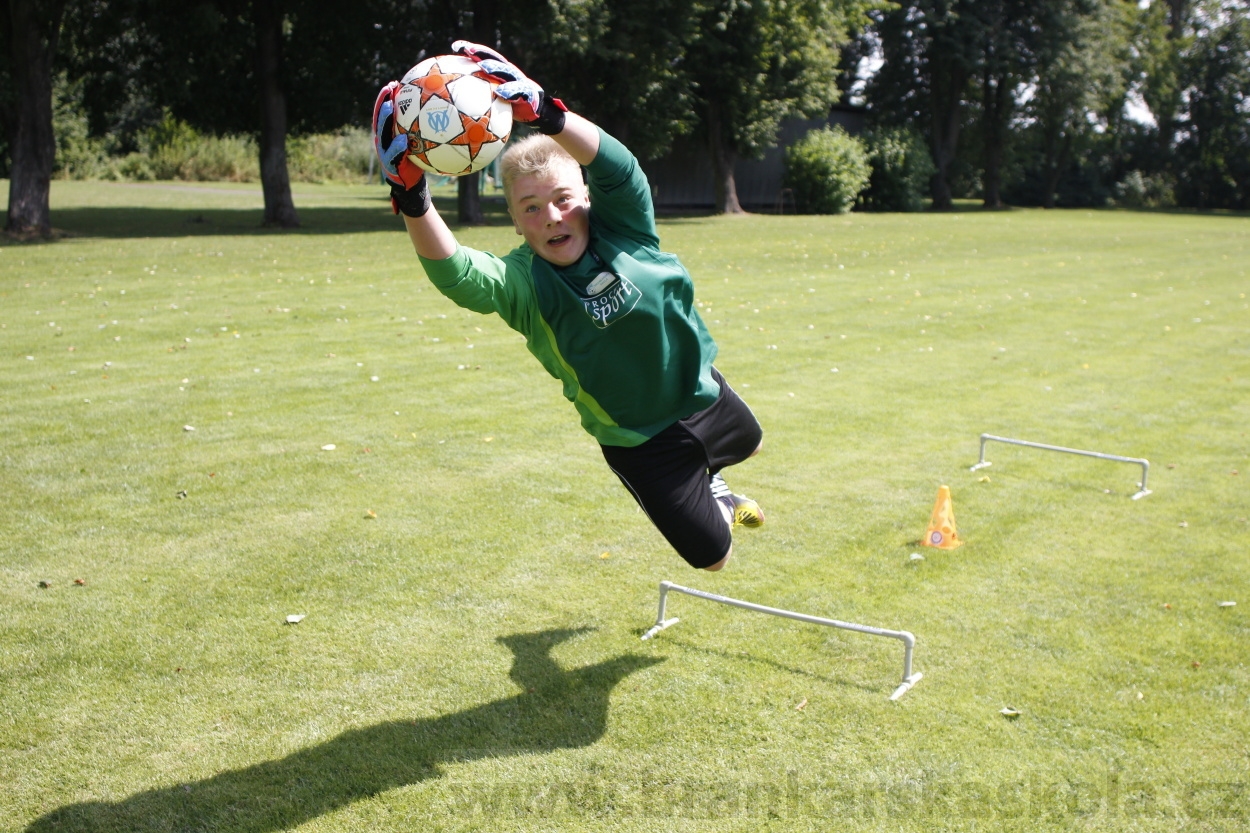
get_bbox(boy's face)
[507,166,591,267]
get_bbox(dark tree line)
[864,0,1250,210]
[3,0,1248,235]
[3,0,871,233]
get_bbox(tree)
[1135,0,1191,164]
[1175,1,1250,208]
[251,0,298,226]
[868,0,981,210]
[63,0,418,228]
[971,0,1045,208]
[3,0,69,237]
[682,0,866,214]
[505,0,698,163]
[1026,0,1128,208]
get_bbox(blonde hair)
[500,134,582,207]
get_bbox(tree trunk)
[252,0,299,228]
[928,59,966,211]
[1041,131,1071,209]
[980,69,1008,209]
[4,0,67,237]
[458,171,483,224]
[706,104,743,214]
[452,0,496,225]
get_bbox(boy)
[373,42,763,571]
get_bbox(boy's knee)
[749,440,762,458]
[703,548,731,571]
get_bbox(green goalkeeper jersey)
[418,129,720,447]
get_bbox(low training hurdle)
[640,582,923,701]
[970,433,1152,500]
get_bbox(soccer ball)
[394,54,513,177]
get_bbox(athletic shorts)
[600,368,763,569]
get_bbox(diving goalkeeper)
[373,41,764,570]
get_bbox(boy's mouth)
[547,234,571,246]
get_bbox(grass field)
[2,180,1248,832]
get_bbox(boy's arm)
[374,80,460,261]
[548,111,600,167]
[403,205,458,260]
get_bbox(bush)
[783,126,870,214]
[48,86,374,185]
[288,127,374,183]
[1114,170,1177,209]
[144,113,258,181]
[859,127,935,212]
[53,73,120,180]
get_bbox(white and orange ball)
[394,54,513,177]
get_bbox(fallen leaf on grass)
[1001,707,1020,719]
[1192,661,1202,669]
[38,580,51,588]
[599,552,610,559]
[73,578,86,586]
[321,444,336,451]
[1218,601,1236,608]
[183,425,195,432]
[176,490,188,499]
[285,614,305,624]
[795,698,808,712]
[364,509,377,519]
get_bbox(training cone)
[922,485,962,549]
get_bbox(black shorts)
[600,368,762,569]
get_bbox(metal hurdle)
[640,581,923,701]
[969,433,1152,500]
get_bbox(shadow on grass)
[25,628,661,833]
[3,197,518,241]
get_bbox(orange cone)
[922,485,962,549]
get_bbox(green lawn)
[2,180,1248,832]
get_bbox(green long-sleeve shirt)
[419,129,719,447]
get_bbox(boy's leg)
[602,422,733,569]
[600,368,764,569]
[678,368,762,474]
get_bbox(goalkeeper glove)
[451,40,568,135]
[373,81,431,217]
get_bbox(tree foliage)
[1175,2,1250,208]
[6,0,1250,223]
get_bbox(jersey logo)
[582,271,640,328]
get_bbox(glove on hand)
[373,81,431,217]
[373,82,425,189]
[451,40,568,134]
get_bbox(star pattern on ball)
[406,133,442,170]
[415,60,464,106]
[448,109,504,162]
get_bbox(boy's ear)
[507,207,522,235]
